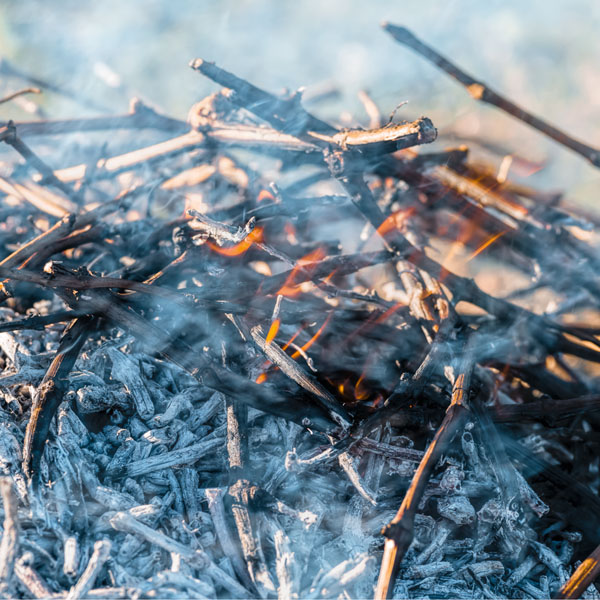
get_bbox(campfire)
[0,21,600,600]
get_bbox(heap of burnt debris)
[1,23,600,600]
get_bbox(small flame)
[207,226,264,256]
[322,269,337,285]
[276,247,327,297]
[282,325,304,351]
[265,318,280,345]
[290,313,332,360]
[256,373,268,384]
[257,189,275,203]
[376,207,415,238]
[354,372,369,400]
[466,230,507,263]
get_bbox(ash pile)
[0,24,600,600]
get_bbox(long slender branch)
[383,23,600,168]
[556,545,600,599]
[374,358,474,599]
[0,100,187,136]
[0,87,40,105]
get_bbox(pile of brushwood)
[1,23,600,600]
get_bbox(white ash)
[0,309,589,599]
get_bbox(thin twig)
[374,353,474,599]
[0,87,41,105]
[383,23,600,168]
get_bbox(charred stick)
[0,264,202,308]
[0,309,83,333]
[225,397,274,597]
[383,23,600,168]
[223,374,273,597]
[2,101,187,136]
[22,315,96,481]
[107,437,222,479]
[493,395,600,423]
[375,357,474,599]
[226,396,248,476]
[227,479,277,598]
[190,59,335,136]
[309,116,437,155]
[1,122,78,199]
[191,59,437,156]
[206,122,320,153]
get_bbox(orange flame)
[276,247,326,297]
[466,230,507,263]
[207,226,264,256]
[376,207,415,238]
[282,325,304,351]
[291,314,332,360]
[354,372,370,400]
[257,189,275,203]
[265,318,280,345]
[255,324,303,383]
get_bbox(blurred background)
[1,0,599,205]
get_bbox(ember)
[0,15,600,600]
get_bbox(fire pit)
[0,17,599,600]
